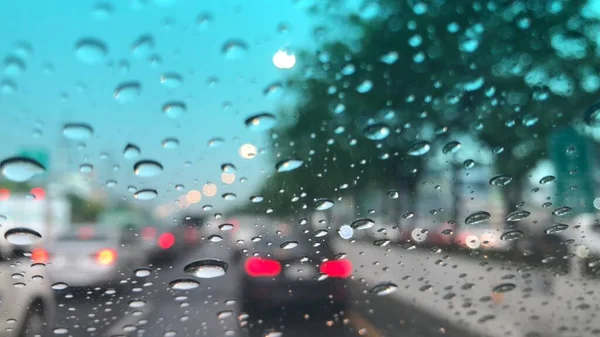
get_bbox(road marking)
[106,302,154,336]
[346,309,382,337]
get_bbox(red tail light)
[142,226,157,240]
[96,249,116,265]
[158,232,175,249]
[244,257,281,277]
[31,248,48,263]
[320,259,352,278]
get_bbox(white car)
[46,224,148,288]
[0,253,55,336]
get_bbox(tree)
[254,0,600,227]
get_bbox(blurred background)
[1,0,600,336]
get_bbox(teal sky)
[0,0,319,213]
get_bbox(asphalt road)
[51,240,483,337]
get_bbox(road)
[50,238,599,337]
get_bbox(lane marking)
[346,309,382,337]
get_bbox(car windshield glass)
[3,1,600,337]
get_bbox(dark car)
[239,219,351,321]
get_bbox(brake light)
[320,259,352,278]
[244,257,281,277]
[96,249,116,265]
[158,232,175,249]
[31,248,48,263]
[141,226,157,240]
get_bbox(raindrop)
[4,227,42,245]
[314,198,334,211]
[263,82,284,99]
[584,102,600,127]
[63,123,93,140]
[123,144,141,159]
[280,241,298,249]
[134,268,151,277]
[522,115,539,127]
[545,224,568,235]
[442,141,461,154]
[75,38,107,64]
[222,40,248,60]
[364,123,391,141]
[222,193,237,201]
[463,159,476,169]
[465,211,491,225]
[374,239,391,247]
[500,230,524,241]
[506,210,531,222]
[169,278,200,290]
[163,101,187,118]
[134,189,158,200]
[221,163,236,173]
[250,195,263,203]
[131,34,154,58]
[184,259,228,278]
[0,157,45,182]
[208,137,224,148]
[217,310,233,320]
[134,160,163,177]
[51,282,68,290]
[489,175,512,186]
[114,82,141,103]
[351,218,375,230]
[53,328,69,335]
[552,206,571,216]
[276,159,304,172]
[356,80,373,93]
[387,189,399,199]
[162,138,179,149]
[539,175,556,184]
[369,282,398,296]
[208,235,223,242]
[492,283,516,293]
[407,141,431,156]
[314,230,328,238]
[338,225,353,239]
[245,113,277,131]
[219,224,234,231]
[128,300,146,308]
[3,56,25,76]
[160,72,183,88]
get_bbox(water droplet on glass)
[273,49,296,69]
[356,80,373,93]
[387,189,399,199]
[276,159,303,172]
[0,157,45,182]
[489,175,512,186]
[465,211,491,225]
[3,56,26,76]
[263,82,284,99]
[500,230,524,241]
[351,218,375,230]
[369,282,398,296]
[114,82,141,103]
[162,138,179,149]
[63,123,93,140]
[4,227,42,245]
[250,195,263,203]
[280,241,298,249]
[314,230,328,238]
[51,282,68,290]
[134,189,158,200]
[128,300,146,308]
[217,310,233,320]
[584,102,600,127]
[184,259,228,278]
[163,101,187,118]
[221,163,236,173]
[463,159,476,169]
[314,198,334,211]
[75,38,108,64]
[222,193,237,201]
[123,144,141,159]
[131,34,154,58]
[407,141,431,156]
[374,239,390,247]
[364,123,390,140]
[338,225,354,239]
[53,328,69,335]
[442,141,461,154]
[208,235,223,243]
[92,2,113,20]
[208,137,224,148]
[245,113,277,131]
[169,278,200,290]
[545,224,568,235]
[134,160,163,177]
[552,206,571,216]
[539,175,556,184]
[134,267,151,277]
[160,72,183,88]
[222,40,248,60]
[219,223,234,231]
[196,12,213,30]
[492,283,516,293]
[506,210,531,222]
[106,180,117,188]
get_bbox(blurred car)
[0,249,55,336]
[45,224,148,288]
[240,219,351,319]
[140,223,188,263]
[454,223,512,252]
